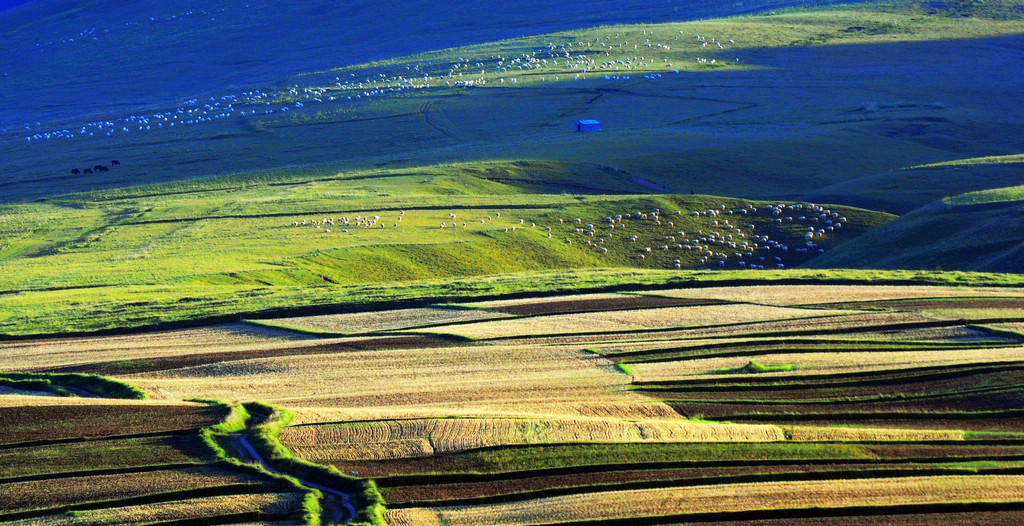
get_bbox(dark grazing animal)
[83,168,93,174]
[71,168,80,174]
[111,160,121,166]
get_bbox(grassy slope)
[0,144,892,338]
[0,1,1022,335]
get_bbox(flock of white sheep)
[286,200,844,271]
[17,26,740,144]
[554,201,843,270]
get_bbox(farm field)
[0,396,310,524]
[5,281,1024,524]
[2,0,1024,524]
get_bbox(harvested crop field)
[628,348,1024,382]
[331,442,878,478]
[412,304,850,340]
[281,417,784,461]
[0,324,311,371]
[251,307,511,335]
[386,475,1024,525]
[7,492,303,525]
[0,466,262,513]
[646,286,1024,307]
[3,279,1024,524]
[815,298,1024,312]
[786,426,965,442]
[0,400,224,445]
[130,343,672,423]
[0,434,206,479]
[460,293,730,316]
[48,334,452,376]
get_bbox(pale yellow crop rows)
[646,285,1022,306]
[386,475,1024,525]
[130,343,675,424]
[282,417,784,461]
[630,347,1024,382]
[789,426,966,442]
[0,467,260,513]
[412,304,849,340]
[0,323,311,370]
[286,401,685,427]
[925,308,1024,320]
[498,311,936,347]
[457,293,629,310]
[10,492,302,525]
[259,307,510,334]
[987,322,1024,335]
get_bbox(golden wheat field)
[0,323,312,370]
[256,307,510,335]
[6,493,303,526]
[628,347,1024,381]
[127,343,675,422]
[453,293,631,310]
[386,475,1024,525]
[0,467,262,513]
[281,417,784,461]
[646,285,1024,306]
[787,426,966,442]
[410,304,852,340]
[501,311,940,347]
[4,280,1024,524]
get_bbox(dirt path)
[230,432,357,524]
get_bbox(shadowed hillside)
[0,0,856,125]
[7,0,1024,205]
[806,181,1024,272]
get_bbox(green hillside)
[0,0,1022,334]
[0,159,897,336]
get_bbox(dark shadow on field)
[2,32,1022,205]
